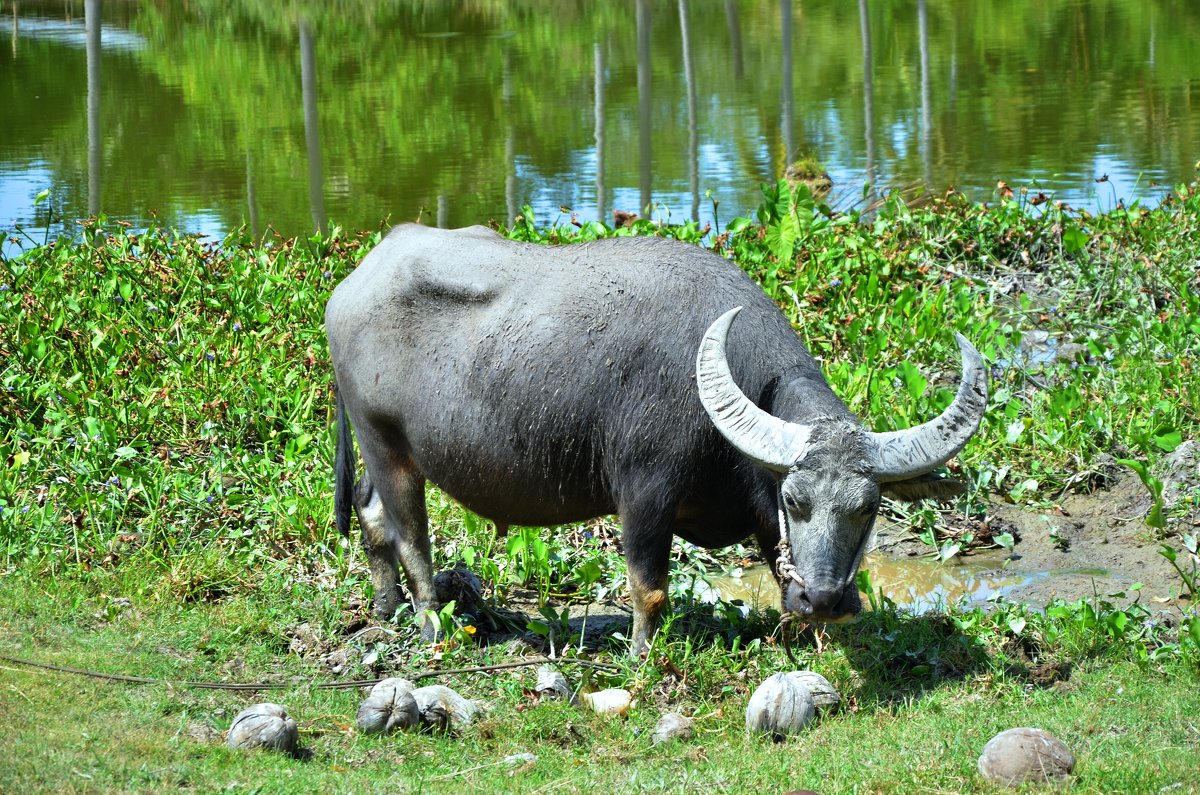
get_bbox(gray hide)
[325,224,986,652]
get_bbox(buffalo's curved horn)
[696,307,813,472]
[869,333,988,482]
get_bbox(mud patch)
[986,474,1193,609]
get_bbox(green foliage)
[1,221,372,571]
[1158,534,1199,599]
[1119,458,1168,530]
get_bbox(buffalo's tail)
[334,382,356,537]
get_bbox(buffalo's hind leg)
[353,457,439,639]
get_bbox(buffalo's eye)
[857,500,879,517]
[782,493,810,519]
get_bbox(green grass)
[3,183,1200,791]
[1,570,1197,793]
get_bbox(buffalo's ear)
[881,472,966,503]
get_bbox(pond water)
[696,553,1039,613]
[2,0,1198,248]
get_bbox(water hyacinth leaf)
[995,532,1015,551]
[895,361,927,402]
[1062,225,1089,253]
[1008,616,1027,635]
[579,558,603,586]
[938,541,962,562]
[1152,429,1182,452]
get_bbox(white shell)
[785,671,841,713]
[535,665,573,701]
[581,688,633,717]
[978,727,1075,786]
[227,703,299,754]
[411,684,479,733]
[745,673,816,739]
[357,677,420,735]
[651,712,694,745]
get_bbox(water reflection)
[1,0,1197,246]
[85,0,100,216]
[679,0,698,221]
[859,0,877,198]
[699,554,1032,614]
[299,18,326,236]
[636,0,652,217]
[594,40,606,222]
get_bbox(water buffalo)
[326,224,987,652]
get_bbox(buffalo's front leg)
[620,501,675,655]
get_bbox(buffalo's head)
[695,307,987,622]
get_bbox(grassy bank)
[3,183,1200,792]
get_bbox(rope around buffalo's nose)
[776,505,807,666]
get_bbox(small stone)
[535,665,572,701]
[321,647,351,675]
[581,688,633,717]
[287,622,323,658]
[357,677,420,735]
[226,703,299,754]
[978,727,1075,786]
[411,684,479,734]
[651,712,694,745]
[785,671,840,713]
[746,673,816,740]
[185,722,222,744]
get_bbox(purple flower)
[830,278,842,287]
[206,495,215,503]
[205,353,215,361]
[232,323,241,331]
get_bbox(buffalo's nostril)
[805,586,842,614]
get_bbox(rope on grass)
[0,653,619,691]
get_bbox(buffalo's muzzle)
[782,580,862,622]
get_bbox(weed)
[1119,457,1168,530]
[1158,533,1199,598]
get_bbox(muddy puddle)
[692,552,1112,613]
